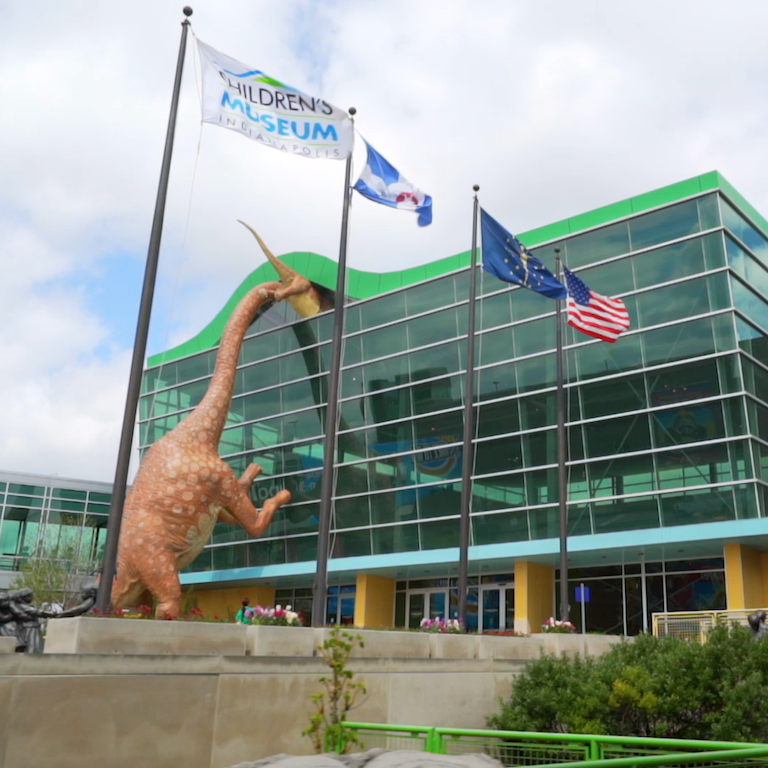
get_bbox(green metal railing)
[337,723,768,767]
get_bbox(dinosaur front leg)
[218,463,266,526]
[238,462,263,488]
[219,471,292,538]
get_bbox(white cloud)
[1,0,768,481]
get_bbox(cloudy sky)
[1,0,767,483]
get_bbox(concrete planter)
[531,632,624,657]
[428,633,476,659]
[0,636,16,654]
[44,616,247,656]
[314,628,431,658]
[475,635,543,660]
[245,625,316,657]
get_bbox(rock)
[228,750,502,768]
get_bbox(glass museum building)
[0,470,112,590]
[139,171,768,634]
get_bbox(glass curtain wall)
[138,191,768,574]
[0,477,111,572]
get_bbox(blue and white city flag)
[480,209,566,300]
[353,141,433,226]
[197,39,353,160]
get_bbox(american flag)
[563,267,631,343]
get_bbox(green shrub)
[488,624,768,742]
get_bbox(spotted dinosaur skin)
[112,231,323,617]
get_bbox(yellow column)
[191,585,276,621]
[353,574,395,628]
[724,544,765,610]
[761,552,768,605]
[514,561,554,635]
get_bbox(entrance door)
[478,584,514,633]
[407,590,449,628]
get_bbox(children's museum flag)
[197,39,353,160]
[353,141,433,226]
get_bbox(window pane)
[419,482,462,519]
[665,570,726,612]
[584,414,651,459]
[732,277,768,332]
[737,317,768,366]
[575,333,643,380]
[362,323,408,363]
[360,292,406,330]
[472,510,529,545]
[578,257,635,295]
[408,308,460,349]
[580,373,646,419]
[566,221,630,268]
[473,473,526,512]
[406,276,456,315]
[721,198,768,264]
[248,539,286,566]
[334,497,370,530]
[369,489,418,525]
[479,291,512,331]
[660,486,736,526]
[476,435,524,475]
[372,523,420,554]
[420,518,460,550]
[643,317,716,367]
[331,529,371,558]
[652,400,725,448]
[630,200,700,251]
[479,326,514,367]
[588,453,655,497]
[633,236,708,293]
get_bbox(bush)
[488,624,768,742]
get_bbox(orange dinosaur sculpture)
[112,228,327,617]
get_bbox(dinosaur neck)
[193,283,275,444]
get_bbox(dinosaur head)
[238,220,330,318]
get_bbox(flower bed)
[541,617,577,633]
[243,605,302,626]
[419,617,463,634]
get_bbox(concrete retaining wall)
[44,619,625,660]
[0,653,525,768]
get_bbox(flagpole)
[96,7,193,612]
[554,248,569,623]
[457,185,480,626]
[312,107,356,627]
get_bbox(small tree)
[303,627,367,753]
[10,543,98,611]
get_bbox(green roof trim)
[148,170,764,367]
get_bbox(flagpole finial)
[473,185,480,192]
[183,6,193,16]
[349,107,357,116]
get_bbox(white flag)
[197,40,353,160]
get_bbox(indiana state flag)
[353,141,433,226]
[481,209,566,300]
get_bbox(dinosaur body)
[113,231,323,617]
